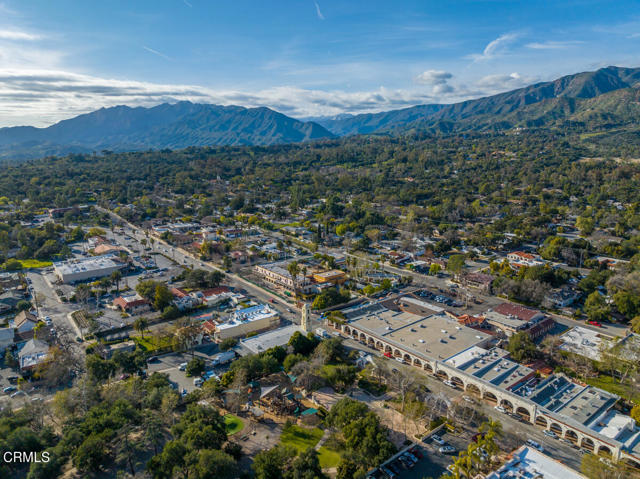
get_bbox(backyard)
[279,424,341,468]
[224,414,245,436]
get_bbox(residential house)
[507,251,544,268]
[18,338,50,370]
[462,272,494,293]
[545,286,581,308]
[0,291,25,313]
[113,294,151,314]
[12,310,39,333]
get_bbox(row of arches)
[336,323,640,466]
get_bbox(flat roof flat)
[241,324,303,354]
[559,326,612,361]
[448,347,535,390]
[486,445,586,479]
[346,306,491,362]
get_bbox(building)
[485,445,587,479]
[545,286,581,308]
[0,291,24,313]
[462,272,494,293]
[113,294,151,314]
[214,304,279,340]
[254,262,314,294]
[12,310,39,333]
[312,270,347,285]
[18,338,50,370]
[507,251,544,268]
[483,303,554,339]
[241,324,304,354]
[327,301,640,467]
[559,326,612,361]
[54,256,125,283]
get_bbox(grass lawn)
[317,446,341,468]
[133,335,173,352]
[224,414,244,435]
[280,425,324,453]
[17,259,53,268]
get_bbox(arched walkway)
[424,363,434,373]
[535,416,548,428]
[549,422,563,435]
[564,429,578,444]
[483,391,498,405]
[403,353,411,364]
[597,445,612,457]
[436,370,449,381]
[450,376,465,388]
[620,458,640,470]
[413,358,422,367]
[466,383,481,397]
[581,437,595,452]
[500,399,514,412]
[516,406,531,423]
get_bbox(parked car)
[587,320,602,327]
[543,430,558,439]
[443,380,457,388]
[439,445,456,454]
[431,434,445,445]
[494,405,507,413]
[526,439,544,452]
[179,362,188,371]
[3,386,17,394]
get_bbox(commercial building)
[485,445,587,479]
[54,256,125,283]
[214,304,279,341]
[312,270,347,285]
[241,324,304,354]
[483,303,554,339]
[254,262,314,294]
[328,301,640,467]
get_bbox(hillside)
[317,66,640,136]
[0,102,334,160]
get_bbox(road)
[95,207,305,327]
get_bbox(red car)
[587,320,602,327]
[383,352,392,358]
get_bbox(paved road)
[96,207,307,326]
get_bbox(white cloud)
[314,1,325,20]
[0,29,40,41]
[468,33,518,61]
[415,70,453,85]
[476,72,533,91]
[526,40,583,50]
[142,45,172,61]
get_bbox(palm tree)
[133,317,149,340]
[110,270,122,295]
[287,261,300,297]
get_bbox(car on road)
[439,445,456,454]
[193,377,204,387]
[543,430,558,439]
[587,320,603,327]
[3,386,17,394]
[526,439,544,452]
[443,380,457,388]
[494,405,507,413]
[148,356,159,363]
[462,395,474,403]
[10,390,25,398]
[431,434,445,445]
[394,357,404,363]
[179,362,188,371]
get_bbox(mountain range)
[1,65,639,160]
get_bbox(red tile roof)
[493,303,542,322]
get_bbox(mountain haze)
[0,66,639,161]
[0,102,334,160]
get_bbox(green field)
[15,259,53,269]
[224,414,244,435]
[133,335,174,352]
[280,425,341,468]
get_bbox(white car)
[526,439,544,452]
[543,430,558,439]
[494,405,507,413]
[431,434,445,445]
[443,380,457,388]
[462,395,474,403]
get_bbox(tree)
[576,216,595,236]
[85,354,115,383]
[73,434,108,473]
[219,337,238,351]
[584,291,610,322]
[194,449,238,479]
[286,448,328,479]
[447,254,466,276]
[86,227,106,238]
[631,404,640,426]
[110,270,122,294]
[429,263,442,275]
[186,357,205,377]
[287,261,301,296]
[505,332,538,363]
[134,317,149,339]
[326,398,369,428]
[252,445,296,479]
[154,283,173,311]
[632,316,640,334]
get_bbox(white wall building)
[55,256,124,283]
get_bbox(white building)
[486,445,587,478]
[214,304,279,341]
[18,338,50,370]
[55,256,125,283]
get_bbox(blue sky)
[0,0,638,126]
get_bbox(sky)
[0,0,638,127]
